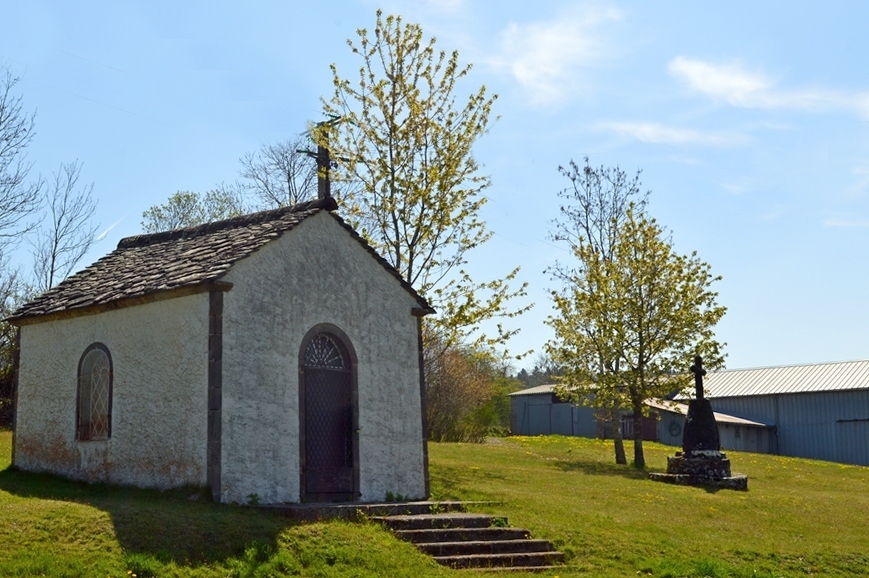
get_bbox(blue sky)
[2,1,868,370]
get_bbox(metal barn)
[685,360,869,466]
[509,385,598,437]
[508,384,657,440]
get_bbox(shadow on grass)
[0,465,291,569]
[552,458,651,480]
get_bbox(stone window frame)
[76,342,113,442]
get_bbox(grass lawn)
[1,429,868,577]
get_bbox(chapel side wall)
[220,212,425,504]
[13,294,209,488]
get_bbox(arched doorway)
[299,327,358,502]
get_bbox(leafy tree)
[141,187,247,233]
[547,204,726,467]
[476,374,523,436]
[30,160,98,292]
[547,158,648,464]
[424,328,503,442]
[318,10,527,352]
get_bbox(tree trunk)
[610,411,627,465]
[632,406,645,468]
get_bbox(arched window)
[77,343,112,441]
[304,333,349,370]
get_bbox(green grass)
[431,436,869,577]
[2,429,868,576]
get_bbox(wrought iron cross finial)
[690,355,706,400]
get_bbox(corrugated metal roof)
[645,399,770,427]
[508,384,558,396]
[697,360,869,398]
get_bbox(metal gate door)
[302,333,353,500]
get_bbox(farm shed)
[8,198,434,504]
[508,384,657,440]
[687,360,869,466]
[647,399,775,454]
[509,384,598,438]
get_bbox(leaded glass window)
[77,344,112,441]
[304,333,347,370]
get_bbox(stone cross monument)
[649,355,748,490]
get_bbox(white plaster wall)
[220,211,425,504]
[14,293,210,488]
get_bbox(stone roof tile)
[9,198,433,324]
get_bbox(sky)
[1,0,868,371]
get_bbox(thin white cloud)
[497,6,623,106]
[596,121,747,146]
[823,217,869,228]
[719,182,748,195]
[844,164,869,199]
[669,56,869,117]
[761,204,790,222]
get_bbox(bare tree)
[30,161,98,292]
[550,156,648,262]
[0,68,42,247]
[238,134,317,208]
[0,66,42,427]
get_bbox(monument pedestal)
[649,449,747,490]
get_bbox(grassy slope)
[1,429,868,577]
[431,436,869,577]
[0,430,450,578]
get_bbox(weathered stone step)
[395,527,531,543]
[371,513,506,531]
[416,538,555,557]
[434,551,565,569]
[370,508,565,571]
[468,565,565,573]
[263,500,481,520]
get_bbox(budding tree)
[318,10,528,353]
[141,187,247,233]
[547,160,725,467]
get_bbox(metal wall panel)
[573,406,598,438]
[713,390,869,465]
[551,403,574,435]
[509,393,600,438]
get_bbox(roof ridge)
[718,359,869,373]
[118,197,338,249]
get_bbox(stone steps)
[263,500,475,521]
[417,538,556,556]
[371,512,565,571]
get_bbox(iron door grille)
[303,333,353,497]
